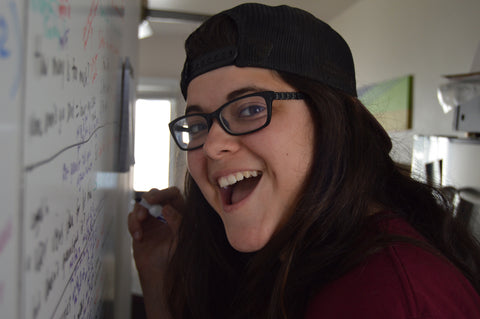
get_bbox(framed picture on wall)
[358,75,413,132]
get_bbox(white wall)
[330,0,480,162]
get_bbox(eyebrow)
[185,85,267,115]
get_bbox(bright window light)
[133,99,171,192]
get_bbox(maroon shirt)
[305,216,480,318]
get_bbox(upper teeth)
[218,171,259,188]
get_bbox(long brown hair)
[164,13,480,319]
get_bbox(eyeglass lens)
[172,94,270,150]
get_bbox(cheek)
[187,151,205,184]
[270,116,315,186]
[260,120,314,167]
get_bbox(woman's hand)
[128,187,183,273]
[127,187,184,318]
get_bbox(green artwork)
[358,75,413,131]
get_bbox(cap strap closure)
[184,46,238,84]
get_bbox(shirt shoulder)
[305,217,480,319]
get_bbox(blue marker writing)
[139,198,166,223]
[0,15,11,58]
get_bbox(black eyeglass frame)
[168,91,306,151]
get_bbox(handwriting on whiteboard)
[0,0,22,99]
[0,217,13,305]
[30,0,71,47]
[0,218,13,258]
[25,159,113,319]
[20,0,129,318]
[0,14,11,58]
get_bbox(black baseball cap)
[180,3,357,98]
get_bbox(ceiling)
[146,0,360,20]
[144,0,361,36]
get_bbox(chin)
[226,232,270,253]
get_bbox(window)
[133,99,171,192]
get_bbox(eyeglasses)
[169,91,305,151]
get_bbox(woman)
[128,3,480,318]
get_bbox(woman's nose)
[202,120,240,158]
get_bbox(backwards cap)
[180,3,357,98]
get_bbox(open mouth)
[218,171,262,206]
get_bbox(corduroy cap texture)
[180,3,357,98]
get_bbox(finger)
[128,202,153,235]
[127,211,143,241]
[133,202,149,221]
[144,187,185,213]
[162,205,182,235]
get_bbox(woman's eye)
[189,122,207,134]
[238,104,266,118]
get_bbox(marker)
[139,198,167,223]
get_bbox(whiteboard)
[0,0,140,318]
[0,1,24,318]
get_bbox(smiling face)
[186,66,314,252]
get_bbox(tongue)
[231,177,260,204]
